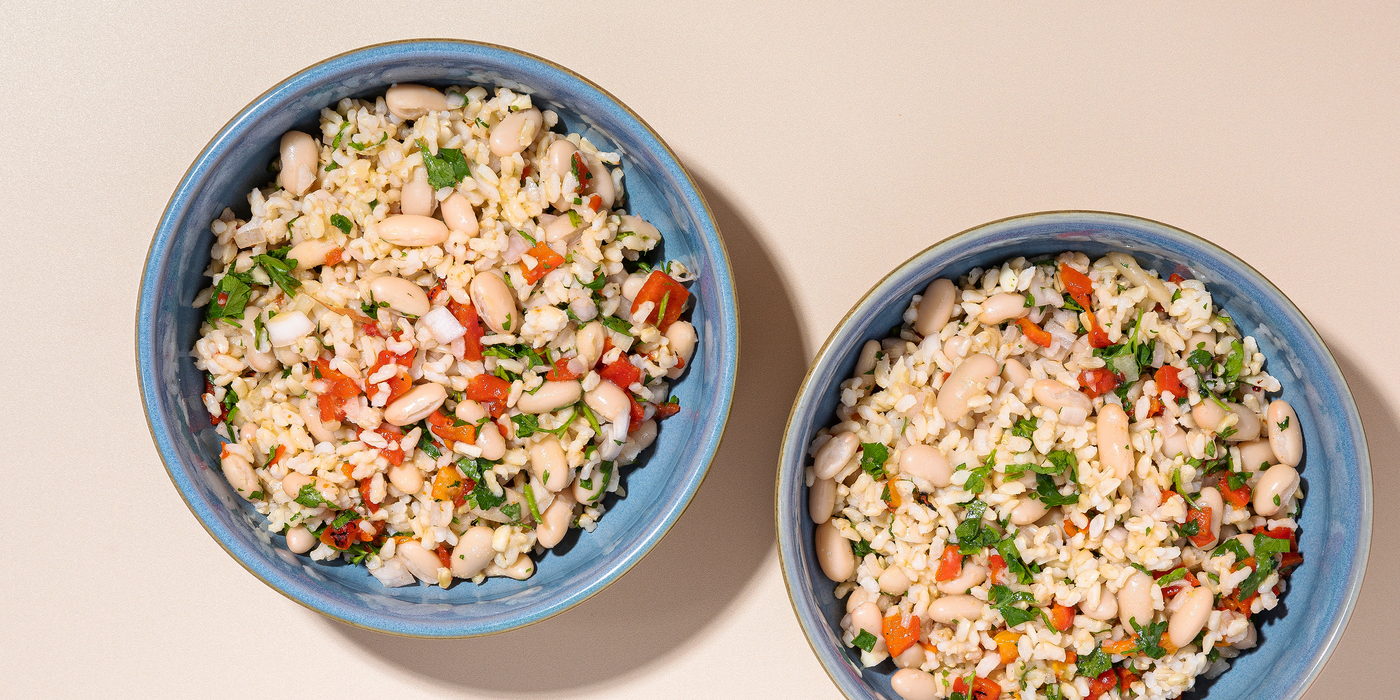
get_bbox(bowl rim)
[135,38,740,638]
[774,209,1372,699]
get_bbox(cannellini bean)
[455,399,487,423]
[1033,379,1093,425]
[936,563,987,595]
[890,669,939,700]
[914,279,956,337]
[529,436,571,492]
[1002,358,1030,390]
[898,444,952,487]
[475,422,506,461]
[977,293,1029,325]
[1097,403,1133,480]
[1192,399,1229,432]
[937,353,999,422]
[1267,399,1303,467]
[440,193,479,236]
[378,214,449,247]
[450,526,495,578]
[618,214,660,243]
[545,138,576,175]
[573,462,609,504]
[1167,587,1215,648]
[855,339,880,376]
[577,150,614,209]
[850,602,887,655]
[367,276,430,317]
[846,586,876,614]
[942,336,970,360]
[1253,464,1300,516]
[1080,583,1119,621]
[400,167,435,216]
[892,644,926,670]
[278,131,318,196]
[1117,570,1155,630]
[1225,403,1261,443]
[1186,331,1215,354]
[536,492,577,548]
[1196,486,1224,547]
[585,380,631,423]
[813,432,860,480]
[286,240,339,271]
[489,108,542,157]
[1158,416,1188,459]
[1235,441,1273,476]
[383,383,447,426]
[926,594,985,624]
[809,478,837,524]
[220,453,259,500]
[485,553,536,580]
[281,471,313,499]
[1106,252,1172,305]
[576,321,605,369]
[815,520,855,581]
[665,321,696,378]
[516,381,582,414]
[1164,583,1196,615]
[385,83,451,120]
[1010,497,1049,526]
[299,397,335,444]
[265,310,314,347]
[470,272,518,333]
[285,526,316,554]
[396,540,443,582]
[388,462,423,495]
[878,566,912,595]
[619,274,648,305]
[545,215,584,245]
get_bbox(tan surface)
[1,2,1396,697]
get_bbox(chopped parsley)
[954,500,1000,554]
[851,538,874,558]
[576,272,608,291]
[206,272,253,326]
[254,247,301,297]
[329,213,353,234]
[220,386,240,423]
[859,443,889,479]
[1212,538,1250,562]
[1238,533,1293,597]
[1277,416,1290,431]
[600,315,633,337]
[522,483,543,522]
[995,533,1036,585]
[360,291,390,320]
[1010,417,1038,440]
[294,483,330,509]
[1130,618,1171,659]
[1077,645,1111,678]
[500,502,522,524]
[1032,472,1080,507]
[989,584,1039,628]
[418,139,472,189]
[851,629,877,652]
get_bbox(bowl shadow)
[324,165,808,692]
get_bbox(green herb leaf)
[1157,567,1190,586]
[330,213,353,234]
[851,629,877,652]
[600,315,633,337]
[1010,417,1038,440]
[1033,472,1080,507]
[996,533,1035,585]
[500,502,522,524]
[511,413,541,438]
[954,501,1000,554]
[206,272,253,325]
[852,538,874,558]
[294,483,330,509]
[1212,538,1251,562]
[330,509,358,529]
[1223,339,1246,381]
[254,253,302,297]
[859,443,889,479]
[577,273,607,291]
[418,139,471,189]
[1077,645,1112,678]
[522,483,543,522]
[1130,618,1171,659]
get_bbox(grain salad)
[807,252,1305,700]
[193,83,696,588]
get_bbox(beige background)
[1,2,1395,697]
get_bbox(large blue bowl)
[777,211,1370,699]
[137,40,738,637]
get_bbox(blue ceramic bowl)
[137,40,738,637]
[777,211,1370,699]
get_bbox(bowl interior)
[137,41,737,636]
[777,212,1370,699]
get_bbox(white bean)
[485,552,535,580]
[1253,464,1299,516]
[383,383,447,426]
[450,526,495,578]
[813,432,860,480]
[892,645,927,671]
[926,594,985,624]
[1239,439,1277,473]
[808,477,837,524]
[1010,497,1049,526]
[890,669,939,700]
[385,83,451,120]
[1196,486,1224,547]
[914,279,956,337]
[367,276,430,317]
[665,321,696,378]
[937,353,999,422]
[470,271,518,333]
[1002,358,1030,391]
[577,150,614,209]
[1117,570,1155,630]
[285,525,316,554]
[942,336,970,360]
[1079,583,1118,621]
[855,339,881,376]
[489,108,542,157]
[388,462,423,495]
[977,293,1029,325]
[220,453,259,500]
[546,138,577,176]
[575,321,605,369]
[278,131,318,196]
[850,602,886,652]
[585,380,631,423]
[1225,402,1262,443]
[1266,399,1303,467]
[1192,399,1229,433]
[280,471,312,499]
[299,397,335,444]
[1096,403,1134,480]
[286,240,339,271]
[440,193,479,236]
[516,381,582,414]
[536,492,577,548]
[845,586,876,614]
[1167,587,1214,648]
[936,563,987,595]
[475,422,506,461]
[396,540,444,582]
[378,214,449,247]
[898,444,952,487]
[400,167,435,216]
[529,436,571,492]
[815,520,855,581]
[573,462,609,504]
[545,212,584,243]
[1033,379,1093,425]
[878,566,912,595]
[1158,416,1188,459]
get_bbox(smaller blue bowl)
[136,40,739,637]
[776,211,1371,699]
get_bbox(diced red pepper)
[654,400,681,419]
[952,676,1002,700]
[988,554,1007,585]
[366,424,405,466]
[588,194,602,212]
[1015,318,1053,347]
[427,409,476,446]
[1050,603,1075,633]
[571,152,593,189]
[1280,551,1305,571]
[319,516,366,551]
[630,270,689,331]
[599,356,642,390]
[882,614,921,657]
[1219,478,1252,509]
[431,464,469,506]
[268,444,287,466]
[628,392,646,431]
[313,358,363,422]
[1147,395,1164,417]
[1154,365,1188,402]
[1186,506,1214,547]
[1059,263,1095,311]
[935,544,963,581]
[1117,667,1141,692]
[445,298,485,362]
[1087,669,1119,700]
[544,357,584,381]
[465,373,512,418]
[359,477,379,513]
[1078,367,1121,398]
[1084,311,1112,348]
[1168,273,1185,284]
[522,241,566,284]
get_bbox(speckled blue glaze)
[778,212,1369,699]
[137,40,738,637]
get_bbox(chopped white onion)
[368,557,415,587]
[265,310,315,347]
[597,413,630,461]
[502,233,530,264]
[422,306,465,344]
